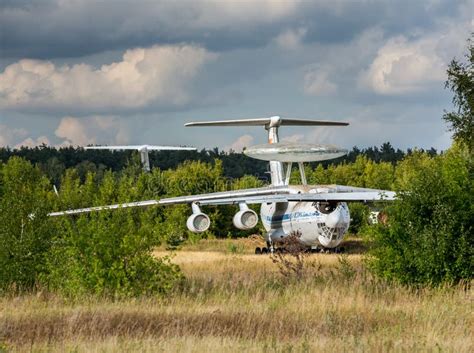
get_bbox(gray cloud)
[1,0,468,60]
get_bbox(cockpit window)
[314,202,338,214]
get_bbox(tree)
[367,146,473,285]
[0,158,55,292]
[443,35,474,153]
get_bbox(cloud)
[0,0,302,58]
[304,70,337,96]
[275,28,307,50]
[55,116,129,146]
[226,134,254,152]
[0,124,28,147]
[0,1,470,153]
[15,136,50,148]
[281,134,304,143]
[359,22,469,95]
[0,44,216,112]
[0,123,51,148]
[359,36,446,95]
[2,0,465,59]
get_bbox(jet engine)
[233,202,259,230]
[187,203,210,233]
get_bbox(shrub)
[46,171,183,297]
[270,232,310,280]
[348,202,370,235]
[366,146,473,286]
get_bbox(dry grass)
[1,238,472,353]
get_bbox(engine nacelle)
[233,203,259,230]
[186,203,210,233]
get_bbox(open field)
[1,238,472,352]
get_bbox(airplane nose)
[325,208,343,228]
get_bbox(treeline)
[0,142,437,184]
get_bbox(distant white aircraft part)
[85,144,196,172]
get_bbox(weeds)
[337,254,356,280]
[226,242,245,255]
[270,232,310,280]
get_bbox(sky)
[0,0,472,152]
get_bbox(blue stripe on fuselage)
[264,210,320,223]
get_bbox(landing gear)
[319,246,345,254]
[253,244,345,255]
[254,240,275,255]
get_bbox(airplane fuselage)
[260,186,350,248]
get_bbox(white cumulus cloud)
[359,22,469,95]
[15,136,51,149]
[0,44,216,111]
[304,71,337,96]
[226,134,254,152]
[55,116,129,146]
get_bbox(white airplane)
[85,145,196,172]
[50,116,395,253]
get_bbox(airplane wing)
[159,185,395,206]
[49,185,395,216]
[146,146,196,151]
[48,186,292,216]
[48,200,159,216]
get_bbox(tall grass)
[1,239,472,352]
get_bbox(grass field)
[1,237,472,352]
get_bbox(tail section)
[185,116,348,186]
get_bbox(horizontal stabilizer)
[185,117,348,128]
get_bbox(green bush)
[348,202,370,235]
[46,171,183,297]
[0,157,55,292]
[366,146,473,286]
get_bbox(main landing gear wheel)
[255,247,261,255]
[318,246,345,254]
